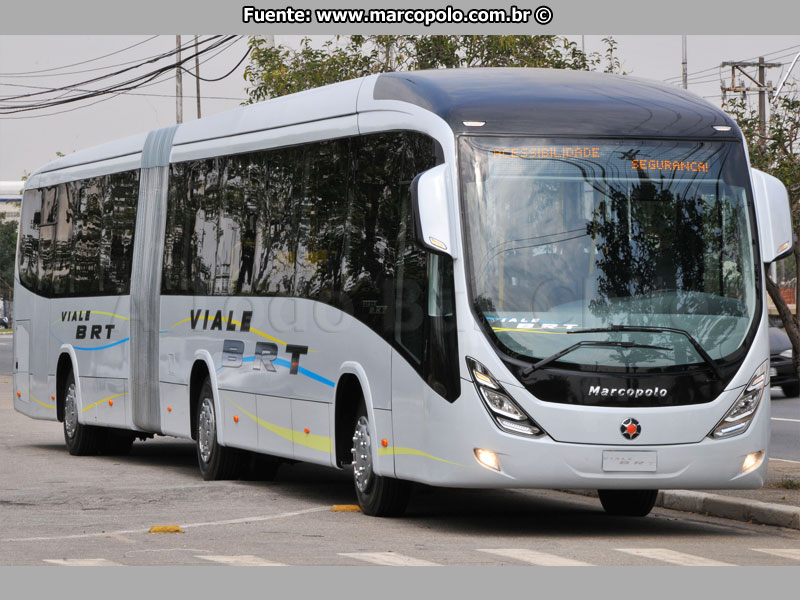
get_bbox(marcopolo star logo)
[620,418,641,440]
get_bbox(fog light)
[474,448,500,471]
[741,450,765,474]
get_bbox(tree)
[0,219,17,302]
[244,35,622,102]
[725,92,800,372]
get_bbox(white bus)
[14,68,793,517]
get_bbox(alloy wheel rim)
[198,397,215,464]
[351,415,373,493]
[64,383,77,440]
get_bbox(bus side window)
[18,188,42,293]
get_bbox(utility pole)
[176,35,183,124]
[720,57,780,146]
[194,35,201,119]
[681,35,687,89]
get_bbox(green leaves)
[243,35,622,103]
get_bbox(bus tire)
[597,489,658,517]
[196,377,242,481]
[62,371,101,456]
[98,428,136,456]
[242,452,281,481]
[781,383,799,398]
[351,402,410,517]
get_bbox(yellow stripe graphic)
[378,446,464,467]
[229,400,332,453]
[28,392,55,409]
[167,316,288,347]
[82,392,127,412]
[492,327,568,335]
[52,311,129,325]
[92,311,130,321]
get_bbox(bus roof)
[373,68,740,139]
[29,68,740,183]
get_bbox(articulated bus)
[14,68,793,517]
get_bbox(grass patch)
[0,329,10,333]
[769,477,800,490]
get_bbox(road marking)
[769,457,800,464]
[339,552,440,566]
[771,417,800,423]
[478,548,593,566]
[43,558,122,566]
[616,548,733,566]
[198,555,285,567]
[3,506,329,543]
[753,549,800,561]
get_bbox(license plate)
[770,367,778,378]
[602,451,657,472]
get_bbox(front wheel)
[196,378,243,481]
[781,382,800,398]
[351,404,411,517]
[598,489,658,517]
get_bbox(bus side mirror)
[411,165,455,258]
[751,168,793,263]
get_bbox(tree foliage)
[244,35,622,102]
[0,219,17,300]
[725,92,800,369]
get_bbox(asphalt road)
[2,384,800,567]
[2,337,800,567]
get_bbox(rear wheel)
[781,382,800,398]
[63,372,101,456]
[98,429,136,455]
[351,403,411,517]
[598,489,658,517]
[196,377,243,480]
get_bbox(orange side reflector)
[167,406,172,412]
[51,395,56,400]
[304,427,310,434]
[381,439,388,447]
[233,415,239,423]
[108,400,114,407]
[16,391,21,397]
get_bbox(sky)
[1,34,799,181]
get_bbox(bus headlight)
[709,361,768,439]
[466,357,546,438]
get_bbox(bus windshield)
[460,137,758,371]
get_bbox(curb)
[565,489,800,529]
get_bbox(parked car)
[769,326,800,397]
[0,316,9,329]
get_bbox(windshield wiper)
[565,324,721,380]
[520,340,671,377]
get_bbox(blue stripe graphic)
[216,355,335,387]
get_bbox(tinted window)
[16,171,139,298]
[17,188,42,292]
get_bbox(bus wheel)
[196,377,242,481]
[598,489,658,517]
[351,403,410,517]
[98,429,135,456]
[63,371,101,456]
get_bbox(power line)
[0,35,228,104]
[664,42,800,82]
[0,35,209,79]
[0,35,160,76]
[0,36,238,114]
[0,37,248,119]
